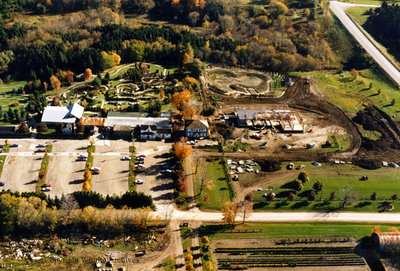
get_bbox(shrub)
[392,194,399,201]
[313,180,323,191]
[308,191,317,201]
[288,192,296,201]
[298,171,309,183]
[329,191,336,201]
[266,192,276,201]
[371,192,378,201]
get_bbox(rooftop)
[41,103,84,124]
[185,120,209,130]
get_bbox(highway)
[329,1,400,86]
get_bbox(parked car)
[76,156,87,161]
[286,163,294,170]
[42,183,51,187]
[135,179,144,184]
[137,154,146,158]
[90,167,101,171]
[11,144,20,147]
[41,186,52,192]
[312,161,321,167]
[37,148,46,152]
[37,144,46,147]
[136,166,146,172]
[0,182,4,186]
[135,251,146,257]
[161,169,172,173]
[121,156,131,161]
[92,170,100,175]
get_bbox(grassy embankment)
[194,158,236,210]
[201,223,400,240]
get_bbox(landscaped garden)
[250,161,400,212]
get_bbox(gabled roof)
[41,103,84,124]
[185,120,209,130]
[105,112,171,129]
[41,107,76,123]
[67,103,84,119]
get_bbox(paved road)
[330,1,400,86]
[155,204,400,223]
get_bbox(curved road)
[330,1,400,86]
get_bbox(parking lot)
[1,155,42,193]
[0,139,174,200]
[46,155,85,196]
[92,155,129,196]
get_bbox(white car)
[37,144,46,147]
[135,179,144,184]
[121,156,131,161]
[90,167,101,171]
[161,169,172,173]
[312,161,321,167]
[41,187,52,192]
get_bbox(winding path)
[329,1,400,86]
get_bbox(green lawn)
[0,155,7,177]
[200,223,400,240]
[194,158,235,210]
[36,155,50,192]
[0,81,27,94]
[251,162,400,212]
[346,6,373,25]
[291,69,400,123]
[339,0,390,5]
[320,134,351,152]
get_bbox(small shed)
[371,232,400,250]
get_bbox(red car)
[42,183,51,187]
[137,154,146,158]
[37,148,46,152]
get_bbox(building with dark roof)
[185,120,209,139]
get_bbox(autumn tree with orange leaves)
[82,181,91,191]
[50,75,61,91]
[85,68,93,81]
[182,105,198,119]
[171,89,191,111]
[173,137,192,160]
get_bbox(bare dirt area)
[1,155,42,192]
[92,155,129,196]
[46,155,84,196]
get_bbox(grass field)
[346,6,373,25]
[339,0,390,5]
[201,223,400,240]
[292,69,400,123]
[320,134,351,152]
[194,158,235,210]
[251,161,400,212]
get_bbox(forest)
[0,0,374,85]
[364,3,400,60]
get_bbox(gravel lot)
[92,155,129,196]
[1,155,42,192]
[46,155,85,196]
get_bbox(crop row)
[218,257,364,264]
[215,246,354,255]
[218,261,366,270]
[276,237,350,245]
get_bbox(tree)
[222,202,237,225]
[266,192,276,201]
[50,75,61,91]
[288,192,296,201]
[82,181,91,191]
[205,261,213,270]
[329,191,336,201]
[308,191,317,201]
[298,171,309,183]
[186,58,206,79]
[183,76,198,89]
[188,11,200,26]
[37,122,48,133]
[293,179,303,191]
[203,194,210,202]
[16,122,29,133]
[182,53,191,65]
[392,194,399,201]
[173,137,192,160]
[171,89,191,111]
[185,254,193,261]
[76,120,85,133]
[313,180,324,192]
[351,69,359,79]
[239,193,253,224]
[182,105,197,119]
[391,98,396,106]
[203,180,214,191]
[85,68,93,81]
[339,186,358,207]
[371,192,378,201]
[84,170,92,180]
